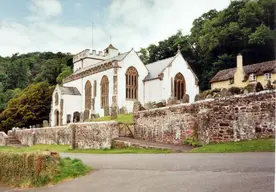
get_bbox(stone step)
[8,140,21,144]
[7,136,22,145]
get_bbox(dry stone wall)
[134,90,275,145]
[0,132,8,146]
[12,122,119,149]
[71,121,119,149]
[15,126,70,146]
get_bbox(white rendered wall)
[117,49,149,113]
[144,79,162,103]
[73,58,105,72]
[166,54,199,102]
[62,95,82,124]
[63,68,114,117]
[50,86,62,127]
[143,53,199,103]
[82,58,104,68]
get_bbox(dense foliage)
[138,0,276,90]
[0,82,55,132]
[0,52,72,131]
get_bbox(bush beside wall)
[0,151,61,187]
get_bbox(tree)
[5,60,29,90]
[139,0,276,90]
[41,59,63,85]
[0,82,54,132]
[56,66,72,84]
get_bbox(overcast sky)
[0,0,230,56]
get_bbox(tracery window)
[85,80,92,109]
[101,76,109,108]
[126,67,138,100]
[174,73,186,100]
[55,92,58,106]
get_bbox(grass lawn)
[191,139,275,153]
[89,114,134,124]
[52,157,91,185]
[0,144,171,154]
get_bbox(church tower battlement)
[73,44,119,72]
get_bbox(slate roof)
[60,86,81,95]
[210,60,276,83]
[73,51,130,75]
[144,56,176,81]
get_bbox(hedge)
[0,151,61,187]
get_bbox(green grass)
[66,147,171,154]
[0,144,170,154]
[52,157,91,184]
[191,139,275,153]
[89,114,134,124]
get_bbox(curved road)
[2,152,275,192]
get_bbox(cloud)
[27,0,62,21]
[0,0,229,56]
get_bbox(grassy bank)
[0,145,171,154]
[0,151,91,188]
[191,139,275,153]
[89,114,134,124]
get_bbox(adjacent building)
[210,54,276,90]
[50,44,199,127]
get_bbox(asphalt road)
[1,153,274,192]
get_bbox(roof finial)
[177,44,181,53]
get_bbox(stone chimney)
[237,53,243,71]
[234,53,245,85]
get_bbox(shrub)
[244,84,255,92]
[255,82,263,92]
[228,86,241,94]
[266,80,274,90]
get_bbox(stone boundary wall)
[10,122,119,149]
[14,126,69,146]
[70,121,119,149]
[0,132,8,146]
[133,90,276,145]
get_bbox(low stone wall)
[134,90,276,145]
[15,126,69,146]
[71,121,119,149]
[0,132,8,146]
[13,122,119,149]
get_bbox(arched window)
[55,109,59,126]
[55,92,58,106]
[174,73,186,100]
[126,67,138,100]
[101,76,109,108]
[85,80,92,109]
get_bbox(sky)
[0,0,230,57]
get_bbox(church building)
[50,44,199,126]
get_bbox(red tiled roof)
[210,60,276,83]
